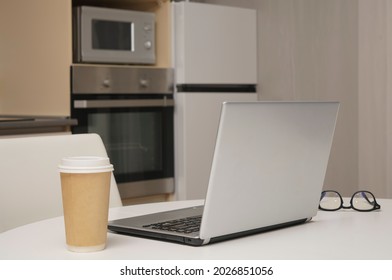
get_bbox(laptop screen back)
[200,102,339,240]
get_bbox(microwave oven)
[73,6,156,64]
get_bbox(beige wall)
[249,0,359,197]
[358,0,392,198]
[234,0,392,198]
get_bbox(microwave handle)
[74,99,174,109]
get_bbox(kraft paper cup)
[59,156,113,253]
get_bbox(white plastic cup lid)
[58,156,113,173]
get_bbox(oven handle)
[73,99,174,109]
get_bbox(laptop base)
[108,215,309,246]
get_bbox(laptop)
[108,101,339,246]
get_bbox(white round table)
[1,199,391,259]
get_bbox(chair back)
[0,133,122,233]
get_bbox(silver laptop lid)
[200,102,339,240]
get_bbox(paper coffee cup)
[59,156,113,253]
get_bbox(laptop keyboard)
[142,215,202,234]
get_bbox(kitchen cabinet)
[0,0,172,117]
[0,0,72,116]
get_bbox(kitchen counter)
[0,116,77,136]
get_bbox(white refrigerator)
[172,1,258,200]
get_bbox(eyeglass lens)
[319,190,379,211]
[319,191,342,211]
[351,191,376,211]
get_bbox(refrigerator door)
[172,2,257,85]
[174,92,258,200]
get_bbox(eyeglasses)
[319,190,381,212]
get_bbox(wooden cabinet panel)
[0,0,72,116]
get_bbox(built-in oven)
[71,65,174,199]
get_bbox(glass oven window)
[89,110,162,170]
[81,107,173,184]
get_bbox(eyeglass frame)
[319,190,381,212]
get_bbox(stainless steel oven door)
[72,96,174,198]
